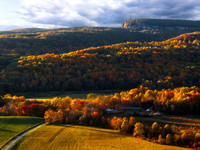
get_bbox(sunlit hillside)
[0,32,199,93]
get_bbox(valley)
[0,19,200,150]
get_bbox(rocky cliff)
[122,19,200,31]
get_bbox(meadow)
[135,116,200,127]
[28,92,107,100]
[0,116,44,149]
[11,124,190,150]
[27,91,115,101]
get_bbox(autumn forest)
[0,22,200,149]
[0,32,200,93]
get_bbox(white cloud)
[16,0,200,27]
[0,25,22,31]
[0,23,66,31]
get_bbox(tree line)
[0,86,200,148]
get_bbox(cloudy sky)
[0,0,200,31]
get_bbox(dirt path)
[3,123,45,150]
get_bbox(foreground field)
[0,116,44,148]
[12,125,190,150]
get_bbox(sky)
[0,0,200,31]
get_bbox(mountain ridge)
[0,24,200,56]
[122,18,200,29]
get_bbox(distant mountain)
[0,28,45,34]
[0,25,200,56]
[122,18,200,30]
[0,27,159,55]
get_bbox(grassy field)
[28,93,96,100]
[27,92,112,101]
[11,124,190,150]
[136,115,200,127]
[0,116,44,148]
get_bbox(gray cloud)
[17,0,200,27]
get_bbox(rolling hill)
[1,19,200,76]
[0,32,199,93]
[0,27,159,56]
[1,19,200,56]
[11,125,190,150]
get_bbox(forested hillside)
[0,27,157,56]
[0,23,200,75]
[0,32,199,93]
[0,25,200,56]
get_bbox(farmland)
[0,28,199,149]
[27,91,113,100]
[135,116,200,127]
[0,116,44,148]
[11,124,190,150]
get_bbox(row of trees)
[1,86,200,116]
[110,117,200,148]
[43,108,200,148]
[0,86,200,148]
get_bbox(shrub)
[100,116,107,127]
[166,134,173,145]
[120,117,130,133]
[78,116,85,125]
[158,126,163,135]
[57,109,64,123]
[152,122,159,132]
[158,134,165,144]
[164,124,171,136]
[91,111,99,120]
[68,111,82,124]
[171,124,177,134]
[181,132,188,145]
[110,116,118,130]
[44,109,58,124]
[110,117,122,130]
[174,134,181,145]
[133,122,144,137]
[195,133,200,141]
[116,118,123,130]
[129,116,136,127]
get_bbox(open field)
[27,91,117,101]
[11,124,191,150]
[0,116,44,148]
[28,93,106,100]
[136,115,200,127]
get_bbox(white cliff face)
[121,19,200,31]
